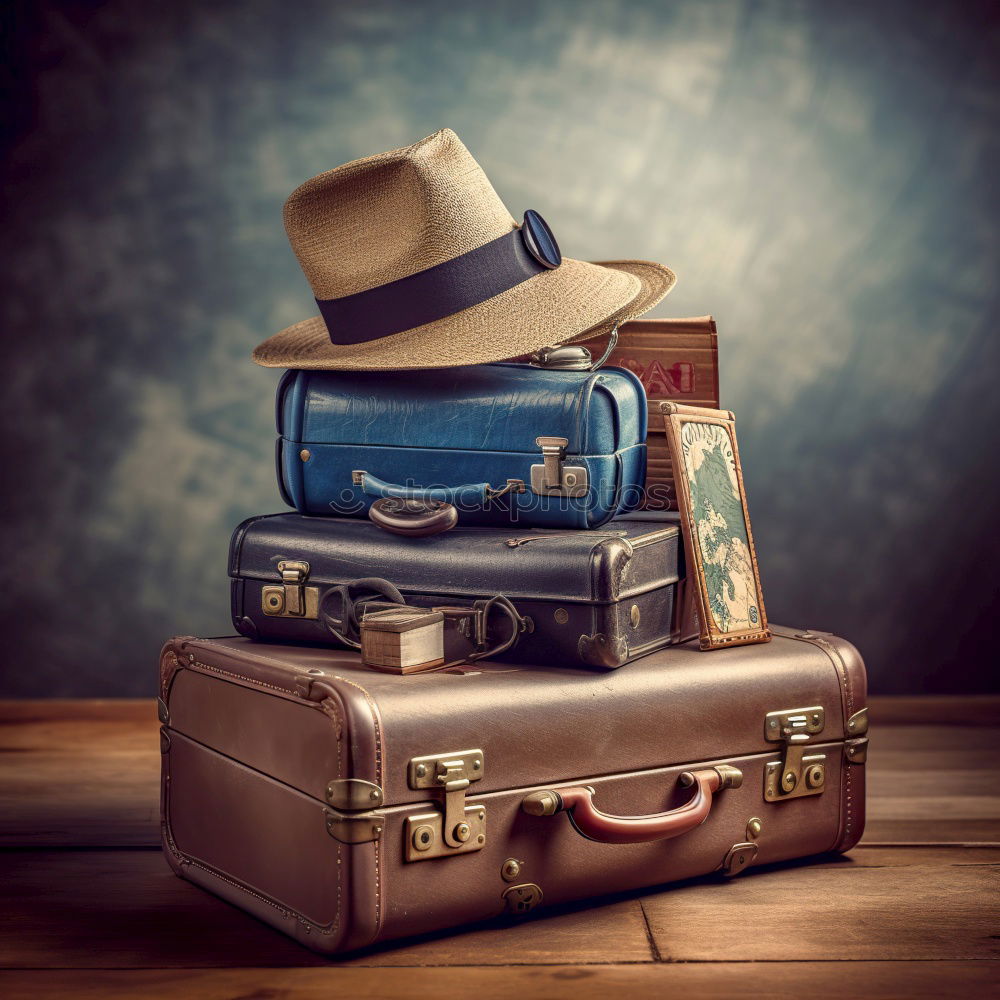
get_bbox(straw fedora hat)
[252,128,676,370]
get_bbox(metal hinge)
[262,559,319,619]
[405,749,486,862]
[325,778,384,810]
[763,706,827,801]
[324,808,385,844]
[847,707,869,736]
[845,737,869,764]
[530,436,589,497]
[321,780,385,843]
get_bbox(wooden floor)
[0,697,997,998]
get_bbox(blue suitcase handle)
[352,470,523,505]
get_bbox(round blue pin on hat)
[520,209,562,269]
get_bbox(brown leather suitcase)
[158,626,867,954]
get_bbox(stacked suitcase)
[159,133,869,955]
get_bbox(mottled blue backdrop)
[1,0,997,695]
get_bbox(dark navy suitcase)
[275,363,648,529]
[229,512,692,669]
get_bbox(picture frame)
[660,402,770,650]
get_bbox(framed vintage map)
[660,402,770,650]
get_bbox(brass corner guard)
[405,749,487,862]
[764,706,827,802]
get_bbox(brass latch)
[405,749,486,862]
[763,706,827,802]
[530,436,589,497]
[262,559,319,619]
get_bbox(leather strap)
[319,578,406,648]
[315,225,552,345]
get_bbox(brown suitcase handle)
[521,765,741,845]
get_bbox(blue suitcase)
[275,363,648,529]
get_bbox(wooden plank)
[868,794,1000,823]
[862,722,1000,841]
[868,768,1000,798]
[2,847,996,970]
[866,748,998,772]
[822,844,1000,866]
[0,699,153,729]
[344,899,652,969]
[0,700,159,847]
[871,724,1000,752]
[869,695,1000,726]
[1,962,997,1000]
[0,850,653,969]
[863,818,1000,843]
[642,863,1000,961]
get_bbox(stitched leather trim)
[161,761,343,942]
[800,633,859,853]
[162,644,353,945]
[329,673,384,943]
[179,645,385,948]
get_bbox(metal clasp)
[405,750,487,862]
[528,345,594,370]
[528,327,618,372]
[530,436,589,497]
[261,559,320,619]
[763,706,827,801]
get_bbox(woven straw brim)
[252,257,675,371]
